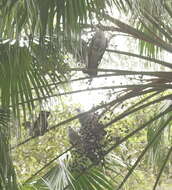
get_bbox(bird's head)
[95,28,105,38]
[68,126,72,130]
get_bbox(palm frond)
[146,103,172,170]
[0,109,19,190]
[0,39,70,125]
[116,115,172,190]
[0,0,112,42]
[153,146,172,190]
[28,155,114,190]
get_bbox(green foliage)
[0,0,112,42]
[0,109,19,190]
[0,39,70,124]
[1,0,172,190]
[30,156,115,190]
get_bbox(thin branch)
[16,82,172,107]
[11,136,35,150]
[99,90,162,122]
[28,84,172,98]
[103,93,172,131]
[104,166,123,184]
[70,68,172,79]
[21,73,125,94]
[124,91,162,113]
[102,14,172,53]
[106,49,172,69]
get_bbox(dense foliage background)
[1,0,172,189]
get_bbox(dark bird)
[76,108,90,127]
[23,121,33,136]
[83,29,107,77]
[32,111,50,136]
[77,39,88,64]
[68,126,81,145]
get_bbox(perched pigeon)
[77,39,88,64]
[84,29,107,77]
[76,108,91,127]
[68,126,81,145]
[33,111,50,136]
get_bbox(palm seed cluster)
[68,110,107,170]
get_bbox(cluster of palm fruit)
[68,110,107,166]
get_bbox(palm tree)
[0,0,112,189]
[1,0,172,189]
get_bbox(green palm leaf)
[27,155,114,190]
[0,109,18,190]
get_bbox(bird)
[76,108,93,128]
[23,121,32,129]
[68,126,81,146]
[23,121,33,136]
[77,39,88,65]
[32,111,50,136]
[83,29,107,77]
[76,108,87,125]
